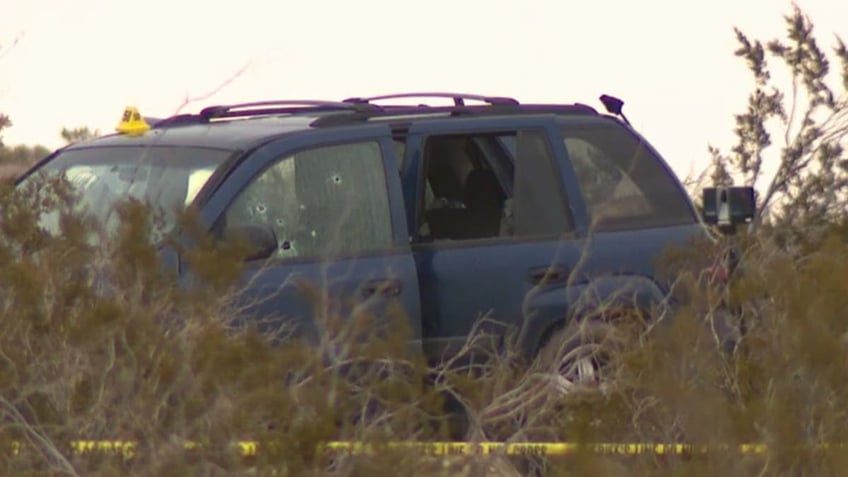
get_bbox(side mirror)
[701,186,756,233]
[224,223,278,261]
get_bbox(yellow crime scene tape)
[5,440,847,459]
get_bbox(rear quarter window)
[560,120,695,231]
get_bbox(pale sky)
[1,0,846,182]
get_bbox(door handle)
[362,279,403,298]
[528,265,570,285]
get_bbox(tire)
[536,311,646,393]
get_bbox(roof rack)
[310,102,598,128]
[145,93,603,130]
[343,92,519,107]
[147,113,207,128]
[198,100,377,120]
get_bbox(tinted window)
[510,130,573,237]
[222,141,393,260]
[561,122,694,230]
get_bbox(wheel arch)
[516,273,670,359]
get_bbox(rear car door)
[554,115,706,295]
[200,125,423,354]
[401,116,587,360]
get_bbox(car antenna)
[599,94,631,126]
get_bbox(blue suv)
[17,93,754,385]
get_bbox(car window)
[560,121,695,230]
[24,145,231,241]
[416,129,572,242]
[565,136,653,219]
[510,130,574,237]
[222,140,393,260]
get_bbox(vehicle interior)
[416,134,513,242]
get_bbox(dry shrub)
[510,230,848,476]
[1,174,848,476]
[0,163,28,181]
[0,176,447,476]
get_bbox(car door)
[401,116,589,361]
[199,125,423,356]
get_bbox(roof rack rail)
[310,102,599,128]
[343,92,519,107]
[199,100,377,120]
[148,113,207,128]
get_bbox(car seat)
[459,168,505,239]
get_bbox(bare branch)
[0,32,25,61]
[171,61,252,115]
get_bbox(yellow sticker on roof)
[116,106,150,135]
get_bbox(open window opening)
[417,134,512,241]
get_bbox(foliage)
[0,143,51,165]
[0,114,98,179]
[60,127,99,145]
[0,113,10,147]
[4,161,848,476]
[0,175,454,475]
[704,5,848,237]
[0,112,49,177]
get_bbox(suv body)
[18,93,718,368]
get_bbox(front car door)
[400,116,588,361]
[198,125,423,355]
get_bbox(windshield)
[22,145,232,240]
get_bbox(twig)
[171,61,252,115]
[0,32,25,61]
[0,396,79,476]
